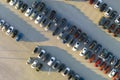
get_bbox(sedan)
[62,67,71,76]
[104,7,112,17]
[30,10,38,20]
[2,22,10,32]
[115,15,120,24]
[110,56,118,66]
[108,24,117,33]
[6,26,14,35]
[36,2,45,12]
[31,60,39,68]
[95,58,102,67]
[26,57,35,64]
[37,49,46,58]
[78,33,87,42]
[20,3,28,13]
[99,3,107,12]
[47,57,56,66]
[108,69,117,78]
[73,29,82,38]
[52,60,61,69]
[36,63,43,72]
[33,45,41,54]
[34,14,44,24]
[15,33,23,41]
[48,10,56,20]
[89,40,97,50]
[89,54,96,63]
[0,19,5,28]
[15,0,23,9]
[79,47,88,56]
[9,0,17,6]
[114,27,120,37]
[84,51,92,60]
[57,63,66,72]
[99,62,107,70]
[94,44,102,53]
[24,7,33,17]
[11,29,18,38]
[72,41,80,51]
[94,0,103,8]
[32,1,41,9]
[110,11,118,19]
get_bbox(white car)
[25,8,33,17]
[72,41,80,51]
[47,57,56,66]
[6,26,14,35]
[115,15,120,24]
[34,14,44,24]
[0,19,5,27]
[9,0,17,6]
[62,67,70,76]
[108,69,117,78]
[31,60,39,68]
[94,0,103,8]
[104,7,112,17]
[79,47,88,56]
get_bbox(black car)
[52,18,67,36]
[57,63,66,72]
[114,59,120,69]
[41,8,49,15]
[15,0,23,9]
[2,22,10,31]
[41,53,50,62]
[68,70,75,79]
[48,10,56,20]
[99,3,107,12]
[99,16,107,26]
[85,51,92,60]
[36,2,45,12]
[20,3,28,13]
[6,0,11,3]
[52,60,61,69]
[32,1,41,9]
[109,11,118,19]
[40,17,50,27]
[94,44,102,53]
[62,35,72,44]
[78,33,87,42]
[11,29,18,38]
[89,40,97,50]
[36,63,43,71]
[33,45,41,54]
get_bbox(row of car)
[26,46,84,80]
[6,0,120,80]
[89,0,120,37]
[0,18,23,41]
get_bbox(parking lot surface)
[0,0,120,80]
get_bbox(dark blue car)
[16,33,23,41]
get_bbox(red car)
[99,62,106,71]
[112,72,119,80]
[108,24,117,33]
[95,58,102,67]
[89,54,96,63]
[89,0,94,5]
[73,29,82,38]
[114,27,120,37]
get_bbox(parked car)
[47,57,56,66]
[112,72,119,80]
[98,48,109,61]
[33,45,41,54]
[106,52,114,63]
[108,69,117,78]
[6,0,11,3]
[31,60,39,68]
[30,10,38,20]
[67,37,76,47]
[62,67,71,76]
[20,3,28,13]
[95,58,102,67]
[48,10,56,20]
[73,29,82,38]
[89,40,97,50]
[89,54,96,63]
[26,57,35,64]
[72,41,80,51]
[36,2,45,12]
[110,56,118,66]
[37,49,46,58]
[72,74,81,80]
[15,0,23,9]
[78,33,87,42]
[34,14,44,24]
[11,29,18,38]
[84,51,92,60]
[115,15,120,24]
[40,17,49,27]
[6,26,14,35]
[68,70,75,80]
[62,35,72,44]
[2,22,10,32]
[9,0,17,6]
[83,36,91,45]
[102,19,111,29]
[57,63,66,72]
[103,65,111,74]
[79,47,88,56]
[25,7,33,17]
[89,0,94,5]
[44,22,52,31]
[0,19,5,28]
[108,23,117,33]
[41,53,50,62]
[99,3,107,12]
[52,60,61,69]
[104,7,112,17]
[114,59,120,69]
[109,11,118,19]
[94,0,103,8]
[94,44,102,53]
[36,63,43,71]
[41,8,49,15]
[114,27,120,37]
[99,16,107,26]
[32,1,41,9]
[99,62,107,70]
[15,33,23,41]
